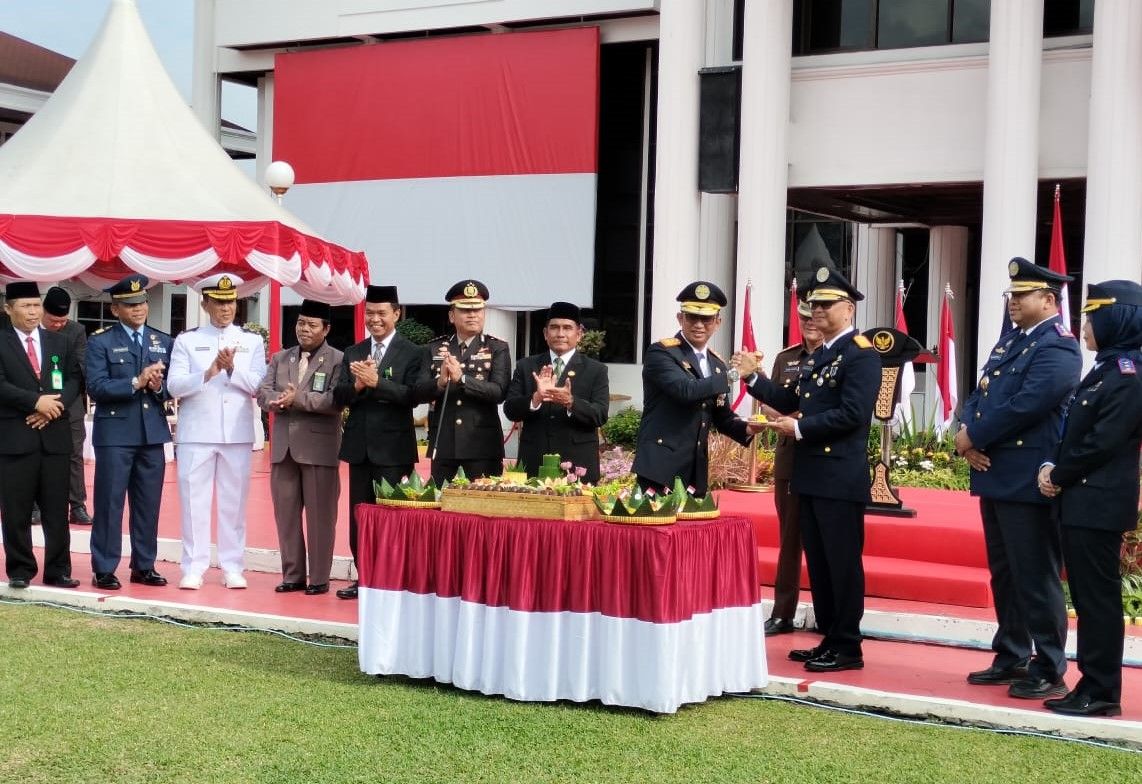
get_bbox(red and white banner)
[894,280,915,426]
[936,287,958,437]
[274,29,600,307]
[1049,184,1071,328]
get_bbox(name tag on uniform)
[311,371,328,392]
[112,347,129,353]
[195,346,211,351]
[50,355,63,391]
[149,347,167,355]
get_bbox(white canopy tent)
[0,0,367,304]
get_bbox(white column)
[926,226,969,426]
[255,75,275,188]
[734,0,793,359]
[699,0,738,357]
[976,0,1044,367]
[650,0,707,341]
[1083,0,1142,293]
[191,0,221,139]
[849,225,896,333]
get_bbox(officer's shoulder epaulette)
[1054,323,1075,338]
[852,334,873,349]
[780,342,801,353]
[182,327,199,333]
[484,333,508,345]
[429,334,449,343]
[147,326,171,337]
[1118,357,1137,376]
[92,326,110,335]
[658,337,681,348]
[708,348,724,361]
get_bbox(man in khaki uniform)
[257,300,344,596]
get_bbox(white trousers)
[176,442,253,576]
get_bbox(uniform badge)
[1054,323,1073,338]
[463,282,478,298]
[311,371,328,392]
[695,284,711,300]
[1008,260,1020,276]
[816,266,830,283]
[1119,357,1137,375]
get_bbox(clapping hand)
[350,358,379,390]
[271,382,297,410]
[546,378,574,409]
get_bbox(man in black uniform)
[1038,279,1142,717]
[739,266,880,672]
[41,286,91,525]
[333,285,423,600]
[631,281,758,497]
[415,280,511,484]
[503,301,610,483]
[956,258,1080,700]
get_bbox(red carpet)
[717,487,994,608]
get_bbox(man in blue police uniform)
[415,280,511,484]
[1038,279,1142,717]
[738,265,880,673]
[955,257,1081,700]
[86,274,173,589]
[632,281,759,497]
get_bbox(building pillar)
[650,0,706,341]
[1083,0,1142,295]
[976,0,1044,367]
[191,0,221,139]
[850,225,896,333]
[926,226,970,427]
[699,0,738,357]
[734,0,794,358]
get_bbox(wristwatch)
[726,367,740,385]
[130,375,140,391]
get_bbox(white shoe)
[179,574,203,590]
[223,571,247,589]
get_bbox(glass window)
[799,0,876,53]
[1044,0,1094,37]
[76,300,116,335]
[877,0,949,49]
[952,0,990,43]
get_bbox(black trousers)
[346,462,412,566]
[979,498,1067,680]
[90,444,165,574]
[799,494,865,657]
[431,458,502,486]
[1062,526,1125,702]
[0,451,72,581]
[68,404,87,507]
[770,477,803,621]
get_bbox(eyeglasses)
[681,313,718,324]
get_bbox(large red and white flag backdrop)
[274,28,600,308]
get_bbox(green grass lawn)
[0,602,1138,783]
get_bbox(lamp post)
[263,160,295,357]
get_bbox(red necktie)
[25,336,40,375]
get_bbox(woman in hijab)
[1037,279,1142,717]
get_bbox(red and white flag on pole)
[894,280,915,426]
[935,285,958,438]
[787,278,801,347]
[1049,184,1071,328]
[732,282,756,413]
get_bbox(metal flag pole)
[430,381,451,460]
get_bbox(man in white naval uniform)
[167,273,266,589]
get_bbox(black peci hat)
[4,281,41,301]
[365,285,399,305]
[299,299,332,321]
[43,286,72,316]
[547,301,581,324]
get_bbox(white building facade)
[194,0,1140,420]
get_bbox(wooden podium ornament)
[862,327,929,517]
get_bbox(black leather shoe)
[1008,676,1068,700]
[44,576,80,589]
[130,569,168,586]
[764,618,796,636]
[967,663,1029,685]
[336,582,358,600]
[8,578,29,589]
[92,573,121,590]
[1043,690,1122,717]
[804,650,864,672]
[304,583,329,595]
[69,506,93,525]
[275,581,306,593]
[789,645,827,663]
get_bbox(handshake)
[730,349,763,379]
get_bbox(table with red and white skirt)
[355,505,768,713]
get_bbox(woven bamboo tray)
[676,509,720,521]
[375,498,441,510]
[441,489,597,520]
[599,513,677,526]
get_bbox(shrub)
[601,406,641,449]
[397,318,435,346]
[578,329,605,359]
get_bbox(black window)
[1044,0,1094,37]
